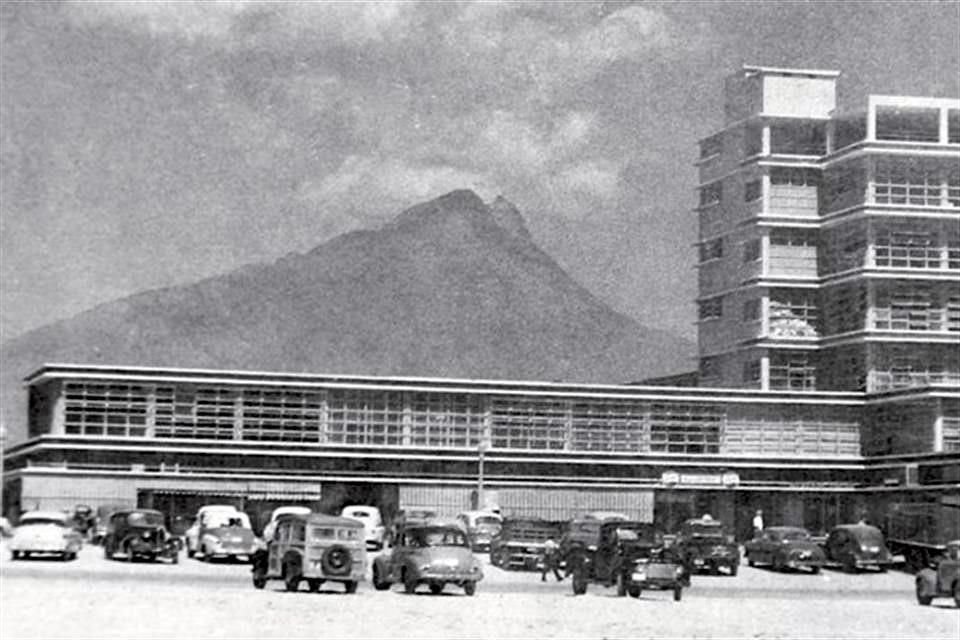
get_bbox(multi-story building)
[696,65,960,394]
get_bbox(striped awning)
[140,478,321,500]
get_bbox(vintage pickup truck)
[489,518,563,571]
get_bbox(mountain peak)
[488,195,531,241]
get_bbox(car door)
[389,530,411,581]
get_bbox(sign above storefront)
[660,471,740,487]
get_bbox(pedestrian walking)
[540,538,563,582]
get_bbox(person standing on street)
[540,538,563,582]
[752,509,764,536]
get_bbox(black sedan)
[745,527,825,573]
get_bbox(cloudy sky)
[1,1,958,342]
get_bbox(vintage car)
[192,508,257,562]
[9,511,83,561]
[341,505,387,550]
[745,526,825,573]
[102,509,179,563]
[252,513,366,593]
[673,517,740,576]
[372,524,482,595]
[71,504,96,539]
[490,518,563,570]
[915,540,960,607]
[201,511,257,562]
[823,523,894,572]
[185,505,249,560]
[570,521,688,600]
[455,510,503,552]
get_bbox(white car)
[341,505,386,550]
[9,511,83,561]
[261,505,312,542]
[184,505,241,558]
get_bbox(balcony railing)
[869,370,960,392]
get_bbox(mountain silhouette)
[0,189,694,442]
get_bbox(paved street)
[1,543,957,639]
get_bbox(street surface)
[1,542,957,639]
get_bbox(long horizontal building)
[4,363,957,539]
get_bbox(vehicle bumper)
[417,570,482,582]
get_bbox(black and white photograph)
[0,1,958,638]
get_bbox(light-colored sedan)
[9,511,83,561]
[341,505,386,550]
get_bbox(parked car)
[673,517,740,576]
[915,540,960,607]
[745,526,825,573]
[252,512,366,593]
[490,518,563,570]
[341,505,387,550]
[189,507,257,562]
[71,504,96,539]
[455,510,503,552]
[262,506,312,543]
[9,511,83,561]
[102,509,179,563]
[569,520,688,600]
[184,505,241,558]
[823,523,894,572]
[372,523,482,595]
[582,511,629,522]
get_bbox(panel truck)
[884,493,960,571]
[489,518,563,571]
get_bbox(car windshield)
[689,524,724,537]
[476,517,501,527]
[780,529,810,541]
[409,528,468,548]
[127,512,165,527]
[21,517,66,527]
[208,513,251,529]
[345,510,372,519]
[852,528,885,545]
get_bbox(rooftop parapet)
[724,65,839,125]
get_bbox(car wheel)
[572,570,588,596]
[843,556,857,574]
[953,580,960,609]
[747,554,755,567]
[307,579,322,593]
[252,576,267,590]
[628,585,641,599]
[429,582,444,595]
[673,586,683,602]
[187,545,195,559]
[403,569,418,594]
[463,581,476,596]
[344,581,358,594]
[10,551,19,561]
[810,566,820,574]
[284,567,301,592]
[103,544,111,560]
[170,552,179,565]
[729,562,738,577]
[915,577,933,606]
[125,544,135,563]
[616,573,627,597]
[372,564,391,591]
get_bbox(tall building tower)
[696,65,959,392]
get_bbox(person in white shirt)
[752,509,764,536]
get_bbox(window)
[770,167,820,187]
[769,228,817,247]
[698,296,723,320]
[699,182,722,207]
[769,353,817,390]
[648,403,721,454]
[744,180,762,202]
[491,397,567,450]
[699,238,723,262]
[742,299,761,322]
[768,290,819,337]
[943,417,960,453]
[743,239,761,262]
[874,160,942,207]
[700,134,722,159]
[873,226,940,269]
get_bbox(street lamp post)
[477,441,489,510]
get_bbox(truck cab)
[915,540,960,607]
